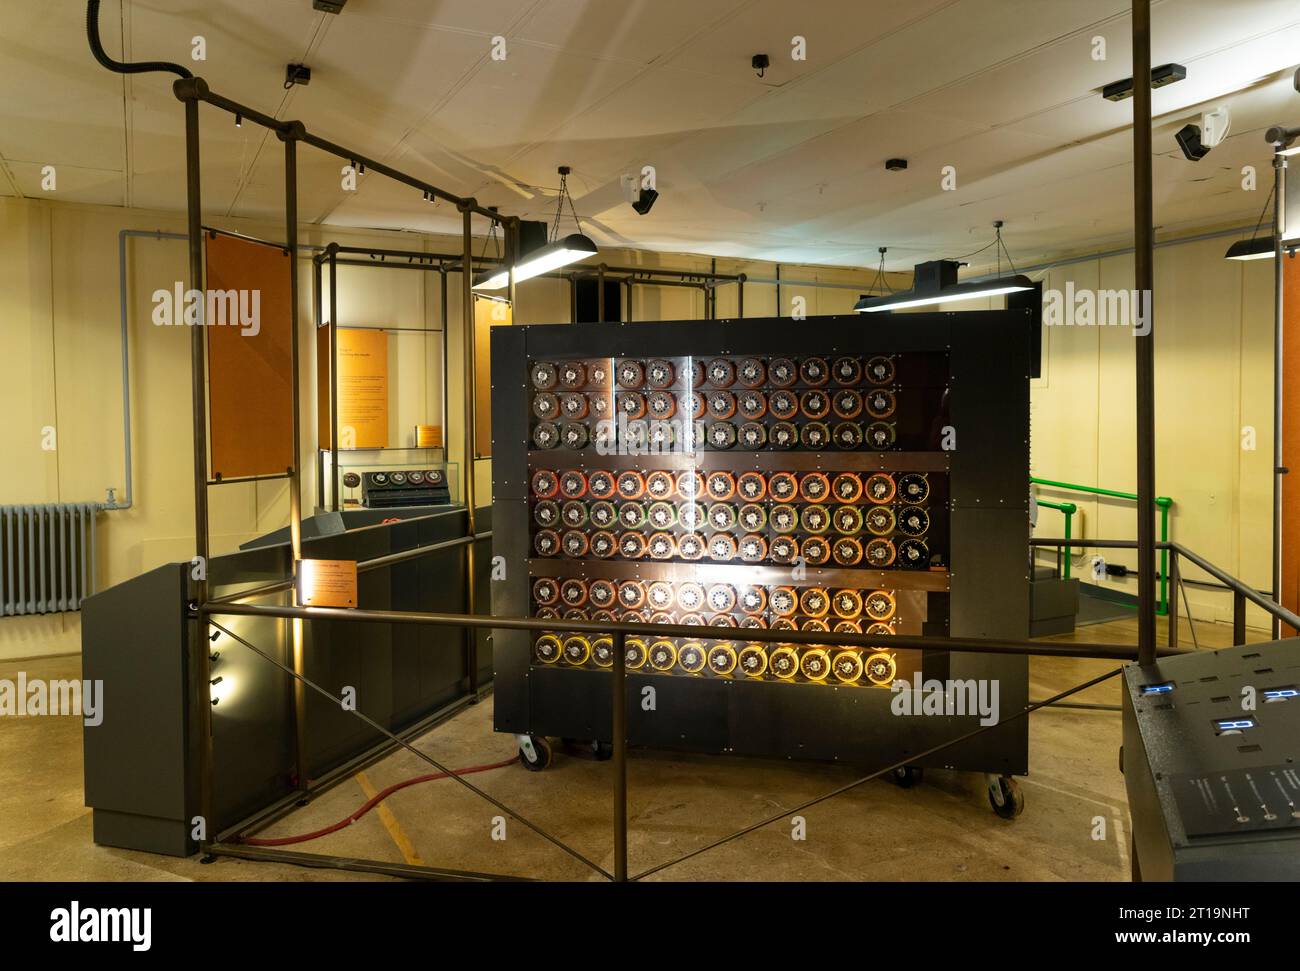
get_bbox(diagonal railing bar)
[629,666,1123,882]
[206,620,613,881]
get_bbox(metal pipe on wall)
[1132,0,1158,665]
[329,248,340,513]
[1273,152,1287,638]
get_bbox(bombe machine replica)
[490,313,1033,791]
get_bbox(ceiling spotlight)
[752,53,770,78]
[1175,124,1210,161]
[885,158,908,171]
[1102,62,1186,101]
[313,0,347,12]
[234,112,242,128]
[632,187,658,216]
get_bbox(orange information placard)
[204,232,294,479]
[320,328,389,449]
[474,295,513,458]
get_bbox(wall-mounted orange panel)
[474,295,512,458]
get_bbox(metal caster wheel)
[891,765,923,788]
[987,774,1024,819]
[518,734,553,772]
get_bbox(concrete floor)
[0,617,1266,882]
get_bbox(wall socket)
[1091,555,1106,580]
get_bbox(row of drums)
[533,633,899,686]
[530,355,898,392]
[530,468,930,505]
[532,387,897,424]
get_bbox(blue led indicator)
[1215,718,1255,731]
[1140,682,1174,695]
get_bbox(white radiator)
[0,504,98,615]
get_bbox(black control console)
[1122,638,1300,880]
[360,469,451,508]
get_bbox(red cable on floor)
[237,755,520,847]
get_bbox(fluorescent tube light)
[1224,237,1276,261]
[853,260,1032,313]
[472,233,597,290]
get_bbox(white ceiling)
[2,0,1299,274]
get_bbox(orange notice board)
[318,328,390,450]
[474,295,512,458]
[205,232,294,479]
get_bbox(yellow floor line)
[355,771,424,866]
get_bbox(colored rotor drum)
[800,648,832,682]
[705,471,736,501]
[589,531,617,558]
[616,470,646,500]
[897,538,930,568]
[831,651,863,685]
[866,622,893,637]
[732,471,764,501]
[800,535,831,565]
[770,535,798,565]
[618,391,648,421]
[738,534,768,563]
[618,501,648,530]
[645,359,676,389]
[532,422,559,449]
[680,614,704,626]
[799,587,830,618]
[648,640,678,672]
[561,529,590,558]
[831,504,862,534]
[832,588,863,620]
[864,590,897,622]
[647,390,677,421]
[676,581,706,614]
[706,583,738,614]
[624,638,648,670]
[675,470,704,500]
[559,392,589,420]
[864,355,895,385]
[865,652,897,686]
[769,422,798,449]
[533,500,560,528]
[583,470,613,500]
[769,389,799,420]
[533,529,560,557]
[707,391,737,421]
[707,643,738,675]
[800,504,831,534]
[865,505,896,536]
[736,390,767,421]
[864,472,896,504]
[706,357,737,388]
[681,390,706,421]
[866,388,897,419]
[799,356,830,387]
[865,422,896,449]
[591,420,616,451]
[532,392,560,421]
[560,501,588,528]
[738,422,766,448]
[534,634,562,664]
[738,585,767,615]
[866,538,897,568]
[740,616,767,629]
[709,533,738,561]
[800,389,831,420]
[799,472,830,502]
[588,579,618,611]
[832,388,863,420]
[615,580,646,611]
[677,503,706,532]
[832,537,863,565]
[690,360,706,387]
[559,578,588,609]
[648,422,674,453]
[800,422,830,449]
[737,357,767,388]
[802,619,829,634]
[622,420,650,453]
[587,360,611,389]
[647,501,677,530]
[897,506,930,537]
[770,504,799,534]
[646,581,676,612]
[558,361,587,389]
[645,470,675,500]
[770,617,796,631]
[737,644,768,677]
[769,586,798,617]
[590,609,616,624]
[677,642,707,674]
[532,577,560,606]
[562,635,591,666]
[534,606,561,621]
[588,392,612,419]
[832,356,862,385]
[589,501,617,529]
[591,637,615,668]
[833,423,863,450]
[647,532,677,560]
[768,357,798,387]
[706,422,737,449]
[649,611,676,626]
[833,619,862,634]
[769,646,799,680]
[897,473,930,504]
[738,501,767,531]
[559,423,589,449]
[559,470,587,499]
[677,532,706,560]
[765,472,795,502]
[707,503,737,532]
[530,469,560,498]
[616,359,645,389]
[531,361,559,390]
[618,532,647,559]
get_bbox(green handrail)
[1030,476,1174,614]
[1035,498,1077,577]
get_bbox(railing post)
[1062,506,1073,579]
[1233,591,1247,646]
[1166,548,1178,650]
[612,630,627,882]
